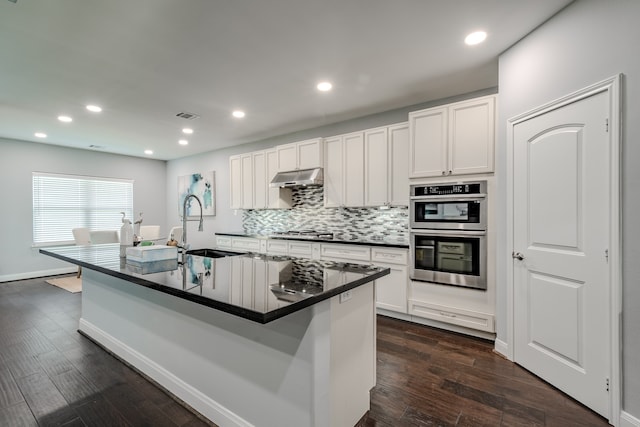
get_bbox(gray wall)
[0,138,167,281]
[497,0,640,416]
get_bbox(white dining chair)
[90,230,120,244]
[72,227,91,277]
[139,225,161,240]
[72,227,91,245]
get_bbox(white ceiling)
[0,0,572,161]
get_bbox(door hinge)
[605,118,609,133]
[606,377,610,392]
[605,249,609,263]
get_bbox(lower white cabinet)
[408,299,495,333]
[287,241,314,257]
[370,247,408,314]
[409,280,495,333]
[320,244,371,263]
[266,239,288,255]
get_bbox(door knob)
[512,252,525,261]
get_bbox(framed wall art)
[178,171,215,218]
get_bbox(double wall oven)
[410,181,487,290]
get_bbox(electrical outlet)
[339,290,352,303]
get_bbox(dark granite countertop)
[40,244,389,324]
[216,231,409,249]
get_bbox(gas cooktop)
[270,230,334,240]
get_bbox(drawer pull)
[440,312,457,318]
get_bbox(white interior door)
[513,90,610,417]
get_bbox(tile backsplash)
[242,187,409,240]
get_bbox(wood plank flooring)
[0,276,609,426]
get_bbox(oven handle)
[410,229,486,237]
[410,194,486,201]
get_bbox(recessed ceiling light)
[58,115,73,123]
[317,81,332,92]
[144,149,153,155]
[465,31,487,45]
[86,105,102,113]
[232,110,245,118]
[182,128,194,134]
[34,132,47,138]
[178,139,189,146]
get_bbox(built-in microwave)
[410,181,487,230]
[410,229,487,290]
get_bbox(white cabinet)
[266,239,288,255]
[388,123,410,206]
[229,155,242,209]
[364,127,388,207]
[266,149,292,209]
[371,247,408,314]
[409,95,495,178]
[364,122,409,207]
[323,132,364,207]
[277,138,323,171]
[320,244,371,263]
[409,299,495,333]
[252,151,266,209]
[229,149,291,210]
[231,236,261,253]
[240,154,253,209]
[320,243,409,315]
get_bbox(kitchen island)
[40,244,389,427]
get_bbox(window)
[32,172,134,246]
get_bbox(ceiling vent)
[88,144,105,149]
[176,111,200,120]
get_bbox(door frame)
[504,75,622,424]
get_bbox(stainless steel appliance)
[410,181,487,230]
[410,181,487,290]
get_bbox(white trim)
[621,411,640,427]
[79,318,253,427]
[505,74,622,426]
[493,339,509,358]
[0,267,76,283]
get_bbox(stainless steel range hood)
[270,168,323,188]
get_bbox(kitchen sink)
[185,248,243,258]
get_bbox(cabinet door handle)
[441,171,446,175]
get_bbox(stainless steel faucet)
[180,194,203,264]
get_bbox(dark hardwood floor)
[0,276,609,426]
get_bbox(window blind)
[32,172,134,246]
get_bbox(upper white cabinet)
[240,154,253,209]
[229,150,291,210]
[409,95,496,178]
[229,155,242,209]
[277,138,323,172]
[388,123,410,206]
[364,122,409,207]
[324,132,364,208]
[252,151,266,209]
[266,149,292,209]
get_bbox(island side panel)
[329,282,376,426]
[79,269,334,427]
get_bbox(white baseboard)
[0,267,76,283]
[621,410,640,427]
[78,318,252,427]
[494,339,510,360]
